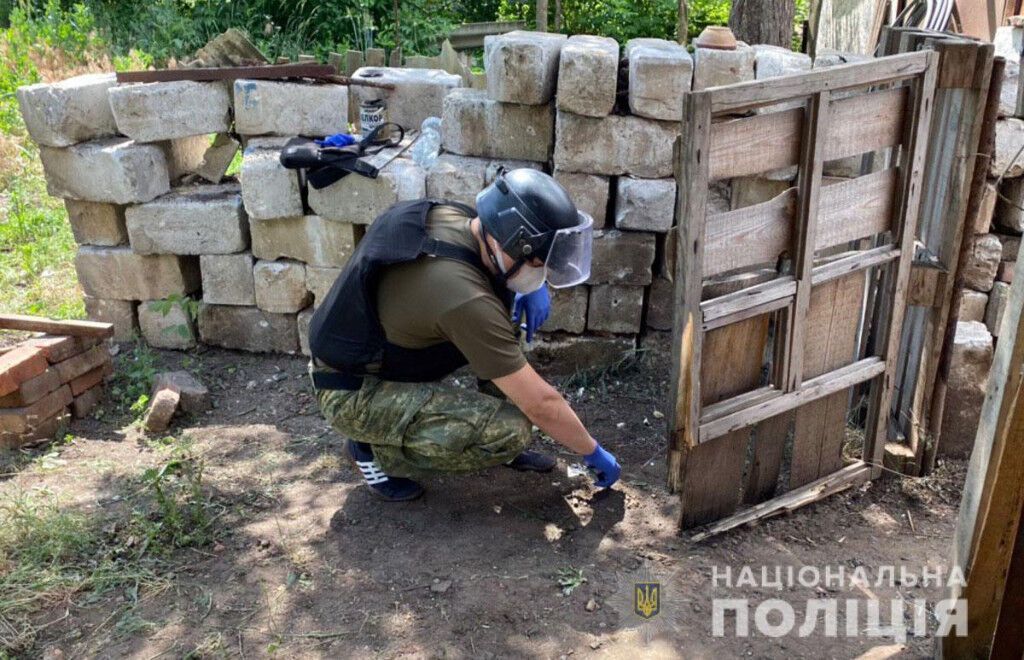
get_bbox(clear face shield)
[543,211,594,288]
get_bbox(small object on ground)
[144,387,180,433]
[567,463,588,478]
[431,579,452,593]
[585,598,598,612]
[152,371,210,413]
[695,26,738,51]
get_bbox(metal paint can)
[360,99,388,139]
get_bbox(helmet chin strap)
[484,233,527,287]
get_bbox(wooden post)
[677,0,689,45]
[393,0,401,54]
[536,0,549,32]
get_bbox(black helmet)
[476,168,579,262]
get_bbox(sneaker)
[504,450,556,473]
[346,439,424,502]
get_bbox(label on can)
[360,99,387,139]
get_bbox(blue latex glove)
[513,286,551,343]
[315,133,357,148]
[584,442,621,489]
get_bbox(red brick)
[0,408,70,449]
[69,362,113,396]
[0,385,72,434]
[0,367,62,408]
[53,344,109,384]
[0,346,48,397]
[72,385,104,419]
[27,334,102,364]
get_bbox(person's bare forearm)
[524,394,597,455]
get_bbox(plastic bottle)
[411,116,442,169]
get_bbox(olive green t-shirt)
[375,205,526,381]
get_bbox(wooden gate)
[667,52,939,535]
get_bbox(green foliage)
[109,342,158,418]
[148,294,199,339]
[135,443,218,551]
[556,566,587,595]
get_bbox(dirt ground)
[0,340,967,659]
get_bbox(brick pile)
[0,327,113,448]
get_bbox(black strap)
[311,370,364,391]
[422,238,486,271]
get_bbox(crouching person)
[308,169,620,501]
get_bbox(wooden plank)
[707,52,929,114]
[702,278,795,324]
[668,95,712,493]
[691,462,871,542]
[944,258,1024,658]
[0,314,113,339]
[790,272,866,488]
[810,245,900,285]
[991,503,1024,658]
[826,87,908,162]
[116,63,336,83]
[907,263,944,307]
[704,189,796,277]
[816,168,897,249]
[700,358,885,442]
[702,294,792,332]
[742,412,792,504]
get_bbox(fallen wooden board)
[0,314,114,339]
[117,64,335,83]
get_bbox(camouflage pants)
[315,375,531,478]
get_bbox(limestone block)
[547,286,588,334]
[995,177,1024,232]
[351,67,462,131]
[125,183,249,255]
[484,31,566,105]
[938,321,994,457]
[753,44,812,78]
[959,290,989,323]
[992,118,1024,178]
[554,111,678,177]
[83,296,138,342]
[976,180,997,234]
[442,89,554,162]
[587,285,644,334]
[234,79,348,136]
[646,277,673,330]
[1000,63,1019,119]
[588,230,656,285]
[1000,234,1021,262]
[523,334,635,375]
[75,246,199,300]
[693,43,755,91]
[196,133,240,184]
[254,259,311,313]
[986,281,1011,337]
[152,371,210,413]
[963,234,1003,292]
[553,170,609,229]
[250,216,357,268]
[994,25,1024,64]
[197,304,299,353]
[108,81,231,142]
[485,159,542,184]
[160,135,208,180]
[308,157,425,224]
[998,261,1016,284]
[614,177,676,232]
[39,138,169,204]
[306,266,342,306]
[298,306,314,356]
[64,200,127,246]
[625,38,692,121]
[200,253,255,306]
[240,146,303,220]
[16,73,118,147]
[138,299,198,350]
[557,35,619,117]
[425,154,488,206]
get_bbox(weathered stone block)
[240,146,303,220]
[625,38,692,121]
[557,35,618,117]
[939,321,994,457]
[693,43,755,90]
[83,297,138,342]
[523,334,635,375]
[234,80,348,136]
[308,157,425,223]
[152,371,210,413]
[587,285,644,334]
[75,246,199,300]
[442,89,554,162]
[976,180,997,234]
[995,177,1024,233]
[614,177,676,232]
[197,304,298,353]
[64,200,127,246]
[484,30,566,105]
[200,253,255,306]
[963,234,1003,292]
[753,44,812,78]
[160,135,208,181]
[351,67,462,131]
[138,299,198,350]
[554,111,678,177]
[588,230,656,285]
[16,73,118,147]
[126,183,249,255]
[250,215,358,267]
[254,259,310,313]
[306,266,342,306]
[39,138,169,204]
[196,133,240,184]
[998,261,1016,284]
[1000,234,1021,262]
[992,118,1024,178]
[959,290,989,323]
[986,281,1011,337]
[553,170,609,229]
[108,81,231,142]
[425,154,488,206]
[646,277,674,330]
[298,306,314,356]
[547,286,588,334]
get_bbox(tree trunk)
[677,0,689,44]
[536,0,549,32]
[729,0,795,48]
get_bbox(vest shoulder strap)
[422,237,485,270]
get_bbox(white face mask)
[490,237,547,294]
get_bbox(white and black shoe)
[346,439,424,502]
